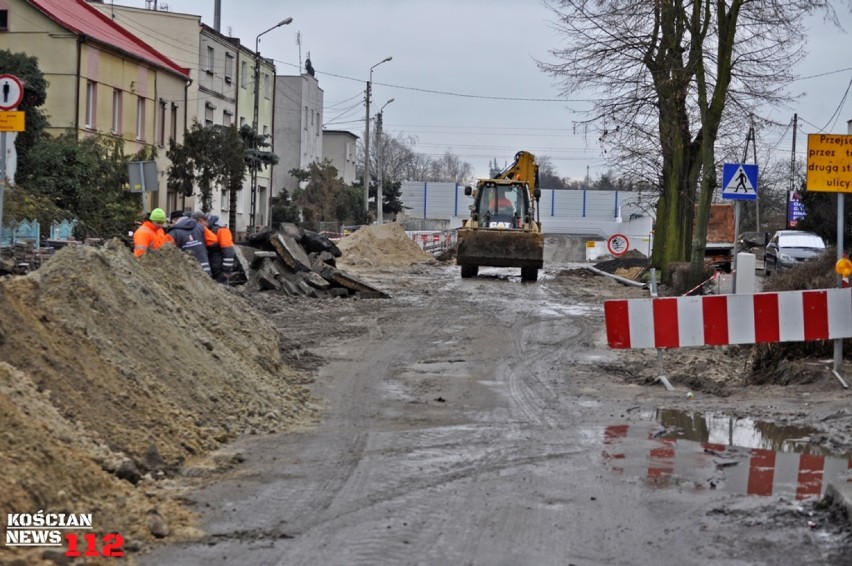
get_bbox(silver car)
[764,230,825,275]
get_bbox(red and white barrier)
[604,288,852,349]
[407,230,456,255]
[603,424,852,499]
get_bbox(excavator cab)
[476,182,528,228]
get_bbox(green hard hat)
[149,208,167,223]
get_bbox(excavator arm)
[494,151,540,201]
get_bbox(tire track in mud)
[260,274,592,565]
[500,274,599,428]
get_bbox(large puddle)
[602,409,852,499]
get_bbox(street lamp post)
[375,98,394,225]
[250,17,292,231]
[364,56,392,216]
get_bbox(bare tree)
[536,155,566,189]
[539,0,834,283]
[428,150,476,184]
[355,132,476,185]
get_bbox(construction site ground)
[1,225,850,565]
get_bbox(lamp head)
[278,17,293,26]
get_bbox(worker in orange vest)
[207,215,236,283]
[133,208,174,257]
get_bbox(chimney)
[214,0,221,32]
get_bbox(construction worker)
[207,215,236,283]
[488,187,514,215]
[169,213,213,276]
[132,208,174,257]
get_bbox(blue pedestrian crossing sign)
[721,163,758,201]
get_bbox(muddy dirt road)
[143,262,852,566]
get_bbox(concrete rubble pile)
[236,222,389,299]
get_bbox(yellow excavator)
[456,151,544,282]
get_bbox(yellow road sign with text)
[0,111,24,132]
[806,133,852,193]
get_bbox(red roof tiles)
[27,0,191,78]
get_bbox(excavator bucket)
[457,228,544,268]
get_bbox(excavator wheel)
[460,265,479,278]
[521,267,538,282]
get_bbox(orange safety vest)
[216,225,234,248]
[133,220,174,257]
[203,226,218,247]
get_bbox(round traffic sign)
[0,74,24,110]
[607,233,630,256]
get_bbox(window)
[85,81,96,128]
[0,10,8,31]
[204,102,214,127]
[240,61,248,88]
[316,111,320,136]
[304,106,308,130]
[157,99,166,146]
[136,97,145,140]
[112,89,122,134]
[206,46,214,73]
[239,116,246,128]
[236,187,244,214]
[223,110,233,127]
[225,53,234,82]
[263,125,268,137]
[170,103,178,142]
[263,73,270,99]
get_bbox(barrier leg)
[655,348,675,391]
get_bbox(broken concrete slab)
[300,271,331,290]
[235,227,389,300]
[301,230,342,257]
[319,265,390,298]
[270,233,312,273]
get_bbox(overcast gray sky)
[121,0,852,182]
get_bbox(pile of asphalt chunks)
[235,223,388,299]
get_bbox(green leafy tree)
[167,122,223,213]
[293,159,366,229]
[377,179,403,219]
[238,124,279,229]
[15,133,140,238]
[269,189,301,225]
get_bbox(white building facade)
[273,73,323,196]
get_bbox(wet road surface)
[143,263,852,565]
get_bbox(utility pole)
[363,57,392,217]
[788,114,798,229]
[375,98,394,225]
[251,18,292,232]
[837,121,850,375]
[375,110,383,224]
[363,80,371,214]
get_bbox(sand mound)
[337,223,435,268]
[0,240,315,558]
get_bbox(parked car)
[764,230,826,275]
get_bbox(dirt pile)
[0,241,315,561]
[336,223,436,268]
